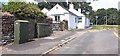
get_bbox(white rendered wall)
[47,4,68,16]
[77,16,86,29]
[68,14,77,30]
[85,18,90,27]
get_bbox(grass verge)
[90,25,120,37]
[90,25,118,30]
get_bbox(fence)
[2,16,17,44]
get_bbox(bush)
[2,2,46,19]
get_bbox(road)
[52,30,118,54]
[2,30,77,54]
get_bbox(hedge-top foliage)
[2,2,46,19]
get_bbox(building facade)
[42,4,90,30]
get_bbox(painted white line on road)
[113,32,119,38]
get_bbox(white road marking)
[113,32,119,38]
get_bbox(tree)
[88,11,96,24]
[89,8,119,25]
[96,8,107,25]
[118,10,120,25]
[78,2,92,16]
[107,8,118,25]
[8,0,26,2]
[2,2,46,19]
[38,2,69,10]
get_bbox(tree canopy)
[90,8,118,25]
[2,2,46,19]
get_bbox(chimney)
[78,8,81,13]
[69,3,74,9]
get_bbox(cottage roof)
[48,4,85,17]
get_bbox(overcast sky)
[0,0,119,10]
[27,0,120,10]
[89,0,120,10]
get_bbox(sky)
[0,0,8,2]
[26,0,38,3]
[88,0,120,10]
[0,0,119,10]
[27,0,120,10]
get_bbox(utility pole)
[105,12,107,25]
[105,1,107,25]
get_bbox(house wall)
[68,14,77,30]
[47,4,89,30]
[48,15,68,23]
[41,8,49,14]
[85,18,90,27]
[47,4,68,16]
[77,16,86,29]
[64,13,69,21]
[47,4,69,23]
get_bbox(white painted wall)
[47,4,90,30]
[85,18,90,27]
[77,16,86,29]
[77,17,90,29]
[68,14,76,30]
[48,14,70,23]
[47,4,68,16]
[47,4,69,23]
[41,8,49,14]
[64,13,69,21]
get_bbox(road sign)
[95,16,98,19]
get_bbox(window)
[54,16,60,22]
[78,18,82,23]
[56,7,58,9]
[58,16,60,21]
[55,16,57,21]
[75,18,77,23]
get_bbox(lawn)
[90,25,118,30]
[90,25,120,37]
[118,26,120,37]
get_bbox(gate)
[52,20,68,31]
[52,23,63,31]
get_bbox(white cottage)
[42,4,90,30]
[41,8,49,14]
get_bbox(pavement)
[1,29,87,54]
[52,30,118,54]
